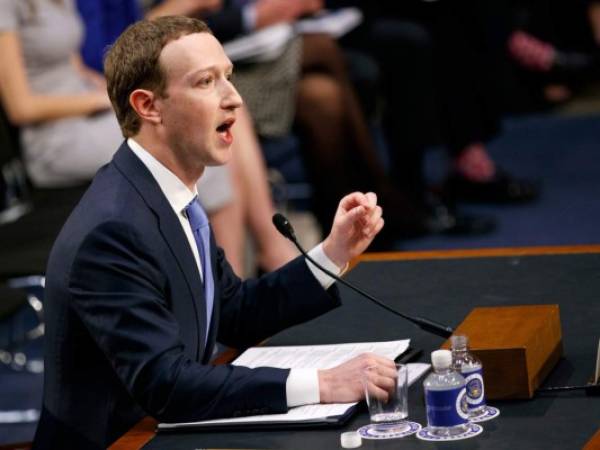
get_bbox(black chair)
[0,278,43,434]
[0,109,57,436]
[0,106,31,226]
[0,105,87,280]
[0,276,45,374]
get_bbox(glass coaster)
[416,422,483,442]
[358,421,422,440]
[470,405,500,423]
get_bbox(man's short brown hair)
[104,16,211,137]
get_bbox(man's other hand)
[322,192,384,268]
[318,353,396,403]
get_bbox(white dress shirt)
[127,138,343,407]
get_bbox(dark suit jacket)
[32,142,341,449]
[205,5,246,43]
[203,1,263,43]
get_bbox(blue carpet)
[0,367,42,445]
[401,112,600,250]
[0,315,43,445]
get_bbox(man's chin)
[206,149,232,167]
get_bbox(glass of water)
[363,363,410,433]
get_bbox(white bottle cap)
[340,431,362,448]
[431,349,452,369]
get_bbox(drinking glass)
[362,363,410,433]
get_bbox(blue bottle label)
[425,386,470,427]
[462,368,486,409]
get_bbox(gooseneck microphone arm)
[272,213,454,339]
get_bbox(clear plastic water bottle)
[451,335,486,417]
[423,349,470,437]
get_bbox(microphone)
[272,213,454,338]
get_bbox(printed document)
[158,340,430,430]
[222,8,362,63]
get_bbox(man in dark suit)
[33,16,395,449]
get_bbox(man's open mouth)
[216,118,235,133]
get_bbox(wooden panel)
[357,244,600,263]
[108,417,157,450]
[442,305,562,399]
[0,443,32,450]
[584,429,600,450]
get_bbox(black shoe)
[552,50,600,84]
[374,193,496,244]
[424,195,496,236]
[444,170,539,204]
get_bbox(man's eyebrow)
[186,63,234,79]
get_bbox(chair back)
[0,105,32,224]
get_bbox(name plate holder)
[442,305,563,399]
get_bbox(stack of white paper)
[222,8,363,63]
[159,340,430,430]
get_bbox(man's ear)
[129,89,162,125]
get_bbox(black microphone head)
[272,213,296,241]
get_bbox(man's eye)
[226,73,233,81]
[198,77,213,86]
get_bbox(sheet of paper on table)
[158,339,431,430]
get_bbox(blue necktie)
[185,197,214,342]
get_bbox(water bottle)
[451,335,486,417]
[423,349,470,437]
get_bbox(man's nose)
[222,81,243,110]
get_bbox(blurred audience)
[0,0,120,188]
[505,0,600,104]
[5,0,580,259]
[329,0,539,206]
[171,0,497,247]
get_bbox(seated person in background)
[32,16,394,449]
[77,0,223,73]
[506,0,600,104]
[0,0,121,188]
[328,0,538,204]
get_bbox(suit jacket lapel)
[112,142,210,360]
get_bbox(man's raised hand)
[322,192,384,268]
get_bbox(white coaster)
[416,422,483,442]
[357,421,422,440]
[470,405,500,423]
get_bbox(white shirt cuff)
[306,243,342,290]
[286,368,320,407]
